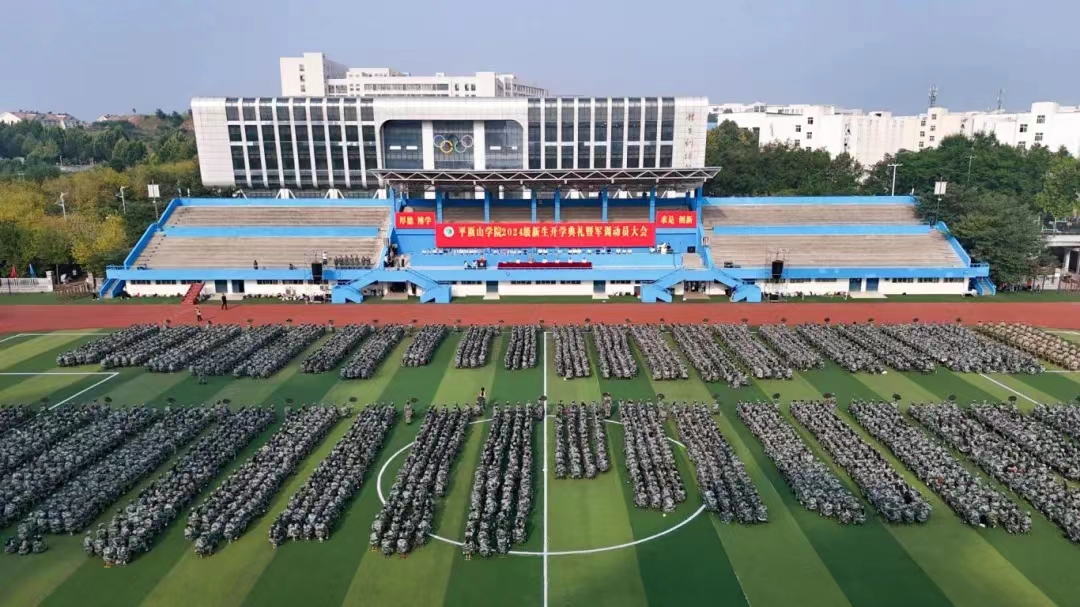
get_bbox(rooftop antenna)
[996,88,1005,112]
[928,85,938,109]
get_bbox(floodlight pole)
[887,163,902,196]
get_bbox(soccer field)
[2,329,1080,607]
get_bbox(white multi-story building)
[192,96,708,190]
[710,101,1080,167]
[280,52,547,99]
[0,110,83,129]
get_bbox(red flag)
[8,266,15,279]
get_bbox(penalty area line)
[51,372,120,409]
[977,373,1041,405]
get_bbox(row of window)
[527,98,676,170]
[225,98,375,123]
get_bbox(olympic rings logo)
[433,133,474,155]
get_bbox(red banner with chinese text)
[435,222,656,248]
[655,210,697,228]
[395,211,437,229]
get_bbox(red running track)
[2,302,1080,332]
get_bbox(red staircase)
[181,282,204,305]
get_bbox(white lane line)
[0,372,117,376]
[978,373,1041,405]
[50,372,119,409]
[542,330,549,607]
[1045,370,1080,373]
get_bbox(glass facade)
[215,95,697,188]
[485,121,523,170]
[432,120,475,170]
[382,121,423,169]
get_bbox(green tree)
[1034,155,1080,222]
[948,192,1046,284]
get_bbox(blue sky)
[2,0,1077,120]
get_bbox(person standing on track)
[195,306,203,323]
[221,294,228,310]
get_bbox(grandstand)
[104,190,991,304]
[703,203,921,226]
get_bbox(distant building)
[94,114,144,125]
[709,101,1080,167]
[280,52,547,98]
[0,111,83,129]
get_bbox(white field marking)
[542,330,549,607]
[1048,330,1080,336]
[375,417,698,558]
[50,372,119,409]
[1044,370,1080,373]
[0,372,117,376]
[978,373,1041,405]
[0,332,103,345]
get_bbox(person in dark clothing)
[221,294,228,310]
[253,260,259,270]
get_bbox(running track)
[2,302,1079,332]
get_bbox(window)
[559,281,581,285]
[1018,142,1027,150]
[919,131,925,137]
[930,125,936,132]
[917,277,940,283]
[943,277,965,283]
[257,280,280,285]
[283,279,305,285]
[793,140,801,148]
[920,119,926,127]
[795,124,802,133]
[1035,133,1044,142]
[130,280,151,285]
[155,280,177,285]
[931,113,937,120]
[806,132,813,140]
[225,103,239,121]
[813,278,836,283]
[929,136,935,142]
[510,281,533,285]
[891,278,915,283]
[788,278,811,284]
[293,105,307,120]
[1019,124,1028,133]
[918,141,925,149]
[1036,114,1046,124]
[807,117,814,125]
[229,125,242,142]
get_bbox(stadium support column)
[436,191,444,223]
[531,191,537,222]
[694,186,703,226]
[649,186,656,222]
[554,188,561,222]
[601,188,609,221]
[484,189,491,223]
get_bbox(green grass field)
[2,329,1080,607]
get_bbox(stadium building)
[102,96,992,304]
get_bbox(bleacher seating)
[442,206,485,222]
[167,206,389,227]
[703,204,920,226]
[559,207,603,221]
[133,234,381,269]
[710,233,963,268]
[607,206,651,221]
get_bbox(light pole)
[887,163,903,196]
[933,181,948,224]
[116,186,127,214]
[56,193,67,219]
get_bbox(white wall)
[191,98,234,188]
[499,282,593,296]
[126,282,191,297]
